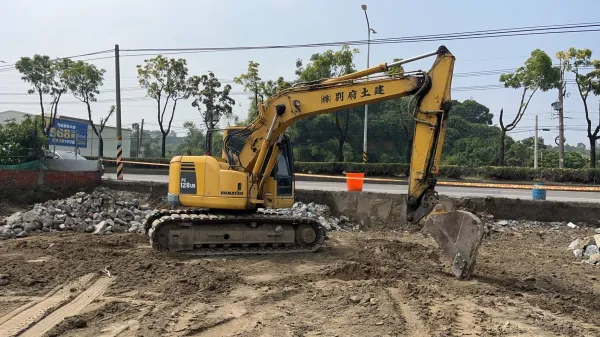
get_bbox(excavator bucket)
[422,204,485,280]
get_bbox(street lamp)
[361,4,376,163]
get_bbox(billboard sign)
[47,118,88,148]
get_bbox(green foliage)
[556,47,600,167]
[15,55,72,137]
[189,72,235,130]
[64,60,110,156]
[0,116,48,164]
[450,99,493,125]
[541,150,588,169]
[136,55,192,157]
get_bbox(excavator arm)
[223,45,484,279]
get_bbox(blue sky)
[1,0,599,147]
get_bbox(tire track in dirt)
[0,273,113,337]
[20,275,113,337]
[386,288,427,337]
[0,273,96,337]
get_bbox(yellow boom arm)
[224,45,454,223]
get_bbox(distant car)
[44,150,105,175]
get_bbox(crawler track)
[143,208,327,255]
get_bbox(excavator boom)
[144,45,485,280]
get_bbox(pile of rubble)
[0,188,357,240]
[568,231,600,265]
[261,201,358,231]
[0,187,154,239]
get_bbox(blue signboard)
[47,118,88,148]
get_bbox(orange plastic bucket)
[346,172,365,192]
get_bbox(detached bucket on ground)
[346,173,364,192]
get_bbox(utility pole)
[361,4,376,163]
[558,67,565,168]
[534,114,538,168]
[139,119,144,158]
[115,44,123,180]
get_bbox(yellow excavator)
[143,45,485,280]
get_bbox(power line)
[119,22,600,55]
[0,49,115,73]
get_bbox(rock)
[568,239,581,250]
[75,191,86,198]
[59,224,67,230]
[114,218,127,226]
[584,245,599,256]
[24,222,42,232]
[55,214,67,221]
[42,219,53,228]
[92,221,109,235]
[589,254,600,264]
[128,225,139,233]
[16,231,28,238]
[574,249,584,257]
[13,227,23,234]
[340,215,349,222]
[5,212,22,227]
[92,213,100,220]
[140,203,151,210]
[594,235,600,248]
[567,222,578,229]
[134,215,141,222]
[57,204,72,213]
[596,228,600,234]
[498,220,509,226]
[64,217,75,226]
[349,295,361,303]
[22,210,40,223]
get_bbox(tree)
[64,60,113,156]
[0,115,48,165]
[175,121,206,155]
[189,71,235,154]
[294,45,360,161]
[137,55,192,157]
[15,55,72,138]
[556,48,600,167]
[233,61,262,120]
[498,49,560,165]
[450,99,493,125]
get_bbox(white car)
[44,150,105,175]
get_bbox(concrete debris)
[596,228,600,234]
[0,186,155,240]
[574,249,584,258]
[567,222,579,229]
[584,245,599,256]
[260,201,357,231]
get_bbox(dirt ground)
[1,222,599,337]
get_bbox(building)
[0,110,132,158]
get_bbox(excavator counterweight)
[143,45,485,280]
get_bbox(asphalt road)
[103,173,600,203]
